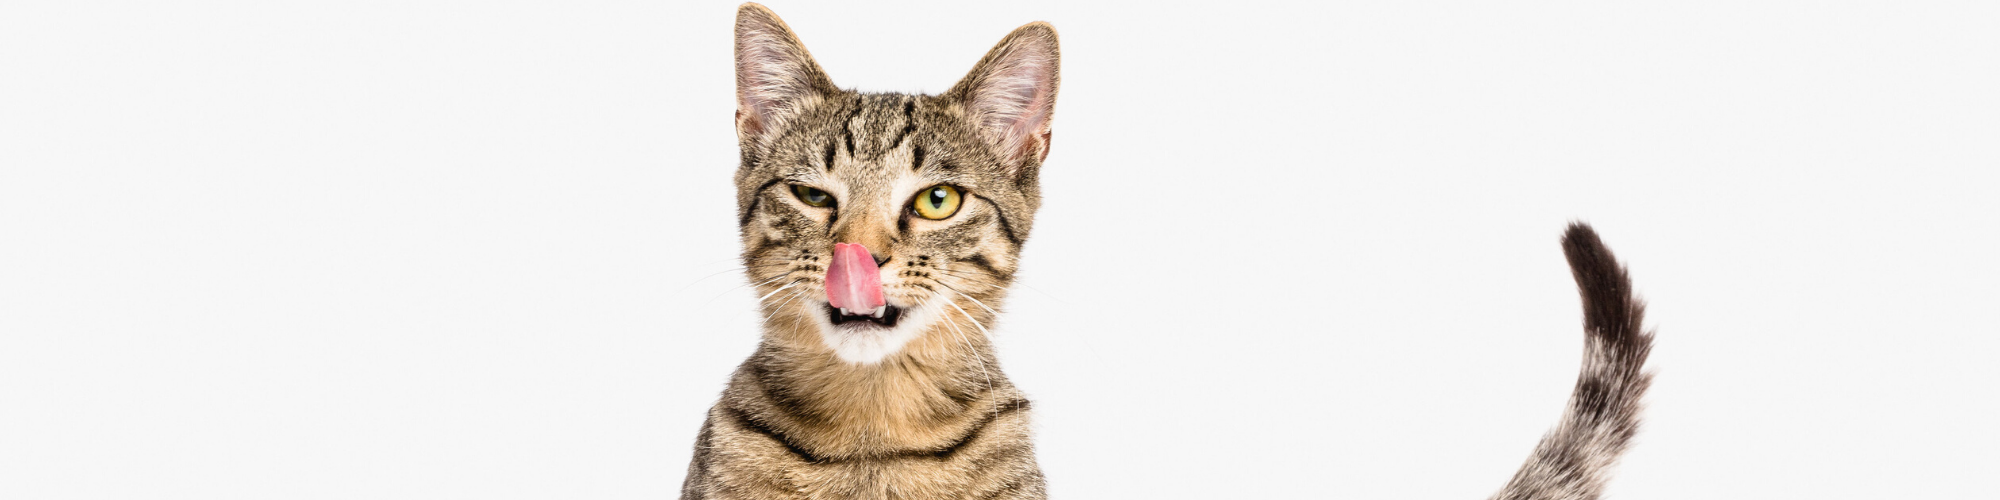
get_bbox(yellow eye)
[792,185,834,207]
[912,185,962,220]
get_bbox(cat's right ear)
[947,22,1060,173]
[734,3,836,143]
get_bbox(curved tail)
[1490,223,1655,500]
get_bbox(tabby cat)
[681,4,1655,500]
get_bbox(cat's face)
[729,5,1058,364]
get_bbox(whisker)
[706,273,795,304]
[937,267,1065,304]
[676,264,793,295]
[932,269,1003,289]
[938,281,1002,317]
[789,308,809,336]
[923,296,995,408]
[940,293,995,342]
[694,255,751,267]
[762,288,812,324]
[1015,280,1065,303]
[692,256,793,273]
[756,279,803,302]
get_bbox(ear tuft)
[948,22,1060,170]
[735,3,835,141]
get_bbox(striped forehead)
[830,94,923,162]
[794,94,938,193]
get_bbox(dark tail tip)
[1489,224,1656,500]
[1561,222,1651,358]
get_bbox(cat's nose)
[831,217,894,266]
[844,245,890,267]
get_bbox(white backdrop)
[3,1,1996,498]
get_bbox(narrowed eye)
[912,185,962,220]
[792,185,834,208]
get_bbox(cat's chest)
[783,459,981,500]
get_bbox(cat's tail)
[1489,223,1655,500]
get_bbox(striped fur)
[682,4,1056,499]
[685,5,1653,499]
[1489,224,1656,500]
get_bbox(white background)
[3,1,1996,498]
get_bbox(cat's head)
[728,4,1058,364]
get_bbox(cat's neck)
[735,313,1017,459]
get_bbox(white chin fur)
[819,303,932,364]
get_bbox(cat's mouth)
[825,303,902,328]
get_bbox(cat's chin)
[816,301,929,365]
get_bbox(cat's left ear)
[947,22,1060,173]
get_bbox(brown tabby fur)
[681,4,1057,499]
[683,5,1654,500]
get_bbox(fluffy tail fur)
[1489,223,1655,500]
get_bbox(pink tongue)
[825,242,885,313]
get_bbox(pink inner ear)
[1036,130,1052,162]
[969,53,1055,166]
[825,243,885,312]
